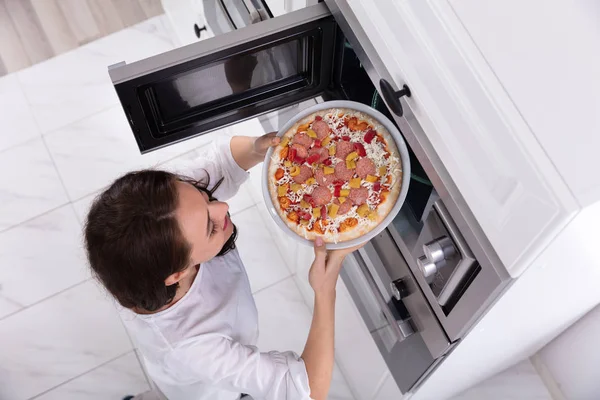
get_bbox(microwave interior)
[110,8,434,220]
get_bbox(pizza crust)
[267,108,403,244]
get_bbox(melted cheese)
[274,109,399,240]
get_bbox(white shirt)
[118,137,311,400]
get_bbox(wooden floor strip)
[0,0,164,77]
[30,0,78,55]
[0,0,31,73]
[58,0,101,45]
[5,0,54,65]
[87,0,125,36]
[112,0,146,27]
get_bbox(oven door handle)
[242,0,269,23]
[355,244,414,342]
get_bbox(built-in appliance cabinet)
[344,0,583,278]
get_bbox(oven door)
[108,4,336,153]
[341,227,454,394]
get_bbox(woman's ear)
[165,269,188,286]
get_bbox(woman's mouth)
[223,216,229,230]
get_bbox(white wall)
[534,305,600,400]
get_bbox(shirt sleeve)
[168,334,312,400]
[166,136,249,201]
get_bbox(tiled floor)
[450,359,552,400]
[0,15,353,400]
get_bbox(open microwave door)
[109,4,336,153]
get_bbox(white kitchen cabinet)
[410,201,600,400]
[340,0,600,398]
[346,0,581,277]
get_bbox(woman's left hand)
[252,132,280,158]
[231,133,281,171]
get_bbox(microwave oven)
[108,2,510,394]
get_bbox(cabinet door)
[344,0,577,275]
[109,4,336,153]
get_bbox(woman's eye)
[210,221,218,236]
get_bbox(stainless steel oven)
[108,1,511,395]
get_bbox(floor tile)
[0,73,40,152]
[44,106,215,201]
[71,192,98,225]
[226,181,257,215]
[35,351,149,400]
[17,15,175,135]
[233,205,292,293]
[450,359,552,400]
[0,205,89,317]
[0,139,68,231]
[0,296,22,319]
[0,280,132,400]
[254,277,354,400]
[372,372,403,400]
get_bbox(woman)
[84,133,360,400]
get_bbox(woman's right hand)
[308,238,365,296]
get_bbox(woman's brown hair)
[84,170,234,312]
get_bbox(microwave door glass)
[151,40,302,126]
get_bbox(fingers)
[329,241,366,264]
[254,132,280,154]
[263,132,279,146]
[313,237,327,265]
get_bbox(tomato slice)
[373,182,381,192]
[364,130,376,144]
[295,156,306,165]
[353,142,367,157]
[313,140,322,148]
[333,185,342,197]
[323,158,333,166]
[287,147,297,162]
[306,154,320,164]
[315,115,322,121]
[320,205,327,220]
[341,136,350,141]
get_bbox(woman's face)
[175,181,234,265]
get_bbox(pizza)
[267,107,403,243]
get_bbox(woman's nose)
[210,201,229,220]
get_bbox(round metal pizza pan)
[261,100,411,249]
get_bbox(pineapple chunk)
[284,160,292,167]
[368,211,378,221]
[346,160,356,169]
[300,200,311,209]
[281,137,290,147]
[357,204,370,218]
[378,166,387,176]
[345,151,359,162]
[328,203,340,218]
[306,129,318,139]
[324,166,335,175]
[291,183,302,192]
[290,166,301,176]
[366,175,378,183]
[312,207,321,218]
[338,196,347,204]
[277,184,289,197]
[349,178,361,188]
[340,189,350,197]
[305,177,316,185]
[329,145,336,156]
[321,136,332,147]
[300,219,310,225]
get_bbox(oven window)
[152,39,303,123]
